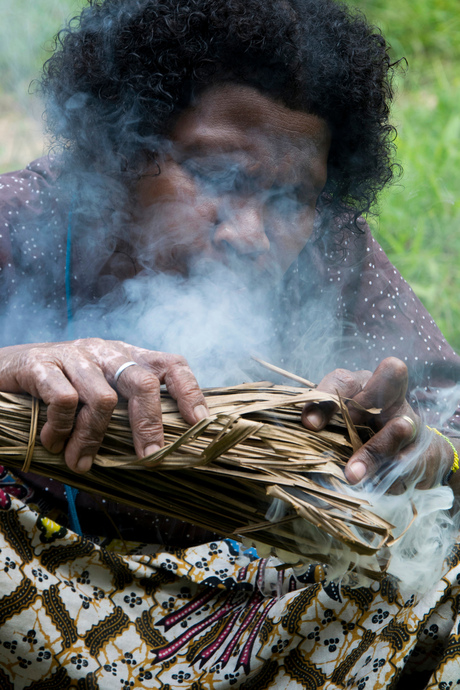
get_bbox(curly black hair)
[41,0,399,223]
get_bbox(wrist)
[426,425,460,488]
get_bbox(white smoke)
[0,128,458,600]
[72,259,280,386]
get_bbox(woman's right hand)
[0,338,209,473]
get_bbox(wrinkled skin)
[0,340,207,472]
[0,84,455,489]
[303,357,456,491]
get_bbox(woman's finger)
[3,350,80,456]
[350,357,408,424]
[111,361,165,457]
[62,362,119,472]
[1,339,208,467]
[18,364,80,456]
[40,386,79,455]
[112,352,209,457]
[345,413,421,484]
[158,354,209,424]
[302,368,371,430]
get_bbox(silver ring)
[114,361,138,384]
[397,414,418,443]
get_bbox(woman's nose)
[212,203,270,256]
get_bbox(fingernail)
[194,405,209,423]
[347,461,367,484]
[144,444,161,457]
[76,455,93,473]
[50,441,64,454]
[305,408,325,429]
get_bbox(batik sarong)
[1,489,460,688]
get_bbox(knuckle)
[381,356,408,379]
[331,369,356,389]
[74,427,105,447]
[134,373,160,396]
[165,353,189,369]
[85,337,105,348]
[94,390,118,413]
[174,373,201,394]
[110,339,130,353]
[75,337,107,355]
[164,361,200,393]
[25,353,51,373]
[51,423,74,438]
[391,415,415,440]
[53,390,79,412]
[23,347,43,363]
[135,419,163,438]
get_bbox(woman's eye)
[183,159,252,194]
[267,187,304,213]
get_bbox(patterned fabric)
[2,495,460,689]
[2,162,460,688]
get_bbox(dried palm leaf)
[0,376,394,580]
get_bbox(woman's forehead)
[170,83,331,187]
[172,84,330,153]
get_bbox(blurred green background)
[0,0,459,349]
[356,0,460,352]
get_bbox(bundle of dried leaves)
[0,364,394,579]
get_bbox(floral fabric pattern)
[1,495,460,689]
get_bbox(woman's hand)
[0,339,208,473]
[301,357,454,489]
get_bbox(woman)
[0,0,459,687]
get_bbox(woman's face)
[131,83,331,286]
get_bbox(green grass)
[0,0,459,349]
[352,0,460,349]
[0,0,83,100]
[355,0,460,64]
[0,0,84,170]
[372,65,460,340]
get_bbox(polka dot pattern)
[282,220,460,432]
[1,158,460,542]
[0,156,69,341]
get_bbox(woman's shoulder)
[0,155,68,296]
[0,155,62,203]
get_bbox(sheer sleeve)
[321,221,460,433]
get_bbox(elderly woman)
[0,0,459,687]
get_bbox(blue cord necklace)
[64,198,82,536]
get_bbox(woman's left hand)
[301,357,454,490]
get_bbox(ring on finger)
[114,361,139,385]
[396,414,418,443]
